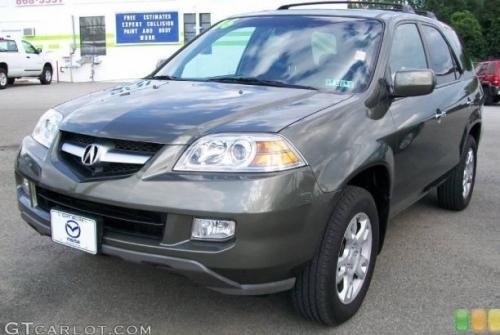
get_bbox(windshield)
[155,16,383,93]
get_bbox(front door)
[21,40,43,76]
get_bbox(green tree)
[450,10,486,60]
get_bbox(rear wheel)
[40,66,53,85]
[7,78,15,85]
[437,136,477,210]
[0,68,7,89]
[291,186,379,325]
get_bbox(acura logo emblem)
[82,144,101,166]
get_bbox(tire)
[437,136,477,211]
[40,65,53,85]
[291,186,379,325]
[0,68,7,90]
[7,78,15,85]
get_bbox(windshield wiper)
[150,75,183,81]
[205,76,318,91]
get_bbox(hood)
[57,80,351,144]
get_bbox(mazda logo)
[65,220,81,239]
[81,144,101,166]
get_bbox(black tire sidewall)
[318,188,379,323]
[40,67,52,84]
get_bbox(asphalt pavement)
[0,82,499,335]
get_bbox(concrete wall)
[0,0,347,82]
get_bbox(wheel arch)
[343,160,393,254]
[0,62,7,73]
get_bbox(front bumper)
[16,136,338,295]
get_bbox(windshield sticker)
[216,19,238,30]
[325,79,354,89]
[354,50,367,61]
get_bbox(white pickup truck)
[0,36,54,89]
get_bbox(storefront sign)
[115,12,179,44]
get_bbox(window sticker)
[354,50,367,61]
[325,79,354,89]
[216,19,238,30]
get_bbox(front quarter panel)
[281,96,396,194]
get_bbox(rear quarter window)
[0,40,18,52]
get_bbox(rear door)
[388,22,446,211]
[21,40,43,76]
[420,24,472,174]
[0,39,23,76]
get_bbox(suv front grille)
[37,187,166,241]
[59,131,164,180]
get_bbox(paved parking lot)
[0,82,499,334]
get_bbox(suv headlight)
[174,133,306,172]
[32,109,63,148]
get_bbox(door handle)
[435,109,446,121]
[26,56,31,59]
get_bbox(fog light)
[21,178,30,196]
[191,218,235,241]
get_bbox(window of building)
[184,13,197,43]
[421,25,457,84]
[79,16,106,56]
[388,24,427,78]
[199,13,211,34]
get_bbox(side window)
[388,24,427,78]
[22,40,36,54]
[421,25,457,84]
[182,27,255,78]
[0,40,18,52]
[476,63,488,76]
[488,62,496,75]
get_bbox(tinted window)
[389,24,427,77]
[158,16,384,92]
[488,62,496,75]
[476,63,488,76]
[422,25,456,84]
[0,39,17,52]
[22,40,36,54]
[182,27,255,78]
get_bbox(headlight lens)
[174,133,306,172]
[32,109,63,148]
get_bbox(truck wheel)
[0,68,7,89]
[437,136,477,211]
[291,186,379,325]
[7,78,15,85]
[40,66,53,85]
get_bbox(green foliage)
[450,10,486,60]
[352,0,500,59]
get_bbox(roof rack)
[414,9,437,19]
[278,1,415,13]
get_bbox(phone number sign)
[116,12,179,44]
[15,0,63,6]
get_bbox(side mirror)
[393,69,436,97]
[36,48,42,54]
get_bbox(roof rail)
[278,1,415,13]
[414,9,437,19]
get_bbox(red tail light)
[493,75,500,86]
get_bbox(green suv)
[16,2,483,325]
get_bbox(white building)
[0,0,347,82]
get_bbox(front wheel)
[40,66,53,85]
[437,136,477,210]
[291,186,379,325]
